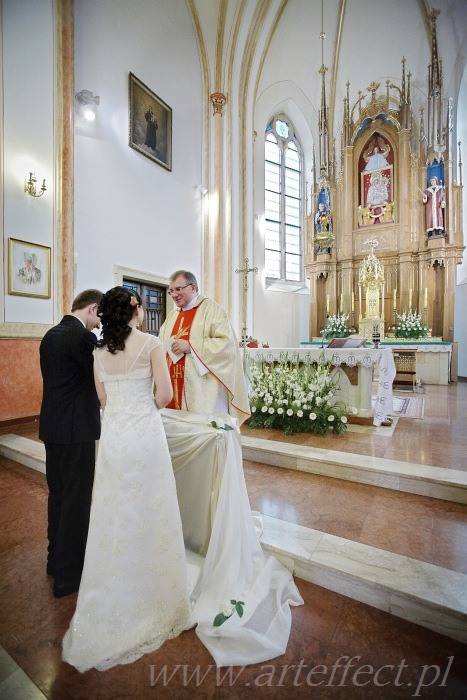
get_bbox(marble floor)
[244,460,467,574]
[242,383,467,471]
[0,382,466,698]
[0,455,466,699]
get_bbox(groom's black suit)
[40,315,101,594]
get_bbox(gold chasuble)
[159,296,250,425]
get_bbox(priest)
[158,270,250,425]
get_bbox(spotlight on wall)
[24,172,46,197]
[75,90,100,121]
[195,184,208,196]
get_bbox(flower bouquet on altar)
[247,352,352,436]
[321,314,351,339]
[392,311,431,339]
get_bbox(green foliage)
[213,599,245,627]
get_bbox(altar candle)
[408,288,412,309]
[358,285,362,317]
[382,284,385,315]
[326,295,329,313]
[351,293,354,312]
[424,287,428,308]
[393,288,397,310]
[340,293,343,311]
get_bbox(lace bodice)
[95,329,161,382]
[95,330,162,429]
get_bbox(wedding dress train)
[162,409,304,667]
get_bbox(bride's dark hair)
[97,286,142,354]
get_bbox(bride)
[63,286,303,672]
[62,286,190,672]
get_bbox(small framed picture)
[8,238,51,298]
[129,72,172,171]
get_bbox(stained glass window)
[264,118,302,282]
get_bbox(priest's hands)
[171,339,191,355]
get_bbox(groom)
[39,289,103,597]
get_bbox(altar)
[381,341,453,385]
[245,346,395,426]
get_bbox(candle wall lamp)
[24,172,46,197]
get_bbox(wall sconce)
[75,89,100,121]
[195,184,208,196]
[24,172,46,197]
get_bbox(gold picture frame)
[8,237,51,298]
[129,72,172,171]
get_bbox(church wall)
[0,340,42,422]
[454,65,467,377]
[0,0,55,421]
[1,0,55,325]
[73,0,204,293]
[252,86,313,347]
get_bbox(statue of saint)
[422,176,445,235]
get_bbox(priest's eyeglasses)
[168,284,192,296]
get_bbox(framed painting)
[129,72,172,171]
[8,238,51,298]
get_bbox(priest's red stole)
[165,306,199,410]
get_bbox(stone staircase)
[1,432,466,644]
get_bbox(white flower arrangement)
[247,353,350,436]
[392,311,431,340]
[321,314,351,339]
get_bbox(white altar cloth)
[245,347,395,426]
[161,409,303,666]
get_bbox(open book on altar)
[327,337,367,348]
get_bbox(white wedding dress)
[62,331,190,672]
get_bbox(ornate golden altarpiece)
[305,14,464,342]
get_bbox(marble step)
[0,434,46,473]
[241,436,467,504]
[1,434,466,643]
[260,514,467,644]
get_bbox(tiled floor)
[1,383,466,698]
[244,460,467,574]
[0,456,466,699]
[242,383,467,470]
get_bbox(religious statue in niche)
[358,135,394,227]
[363,139,390,170]
[422,175,445,236]
[314,187,334,254]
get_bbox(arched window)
[264,116,302,282]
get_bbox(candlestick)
[408,288,412,310]
[340,293,343,311]
[351,293,354,312]
[326,295,329,313]
[424,287,428,308]
[358,286,362,319]
[393,288,397,310]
